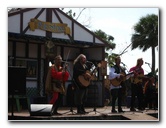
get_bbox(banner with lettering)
[29,18,70,35]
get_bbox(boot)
[130,107,136,111]
[81,104,88,114]
[118,107,124,113]
[51,107,62,115]
[77,105,85,114]
[112,109,117,113]
[111,107,117,113]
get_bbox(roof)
[8,8,113,49]
[8,32,96,48]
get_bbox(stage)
[8,106,158,121]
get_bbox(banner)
[29,18,70,35]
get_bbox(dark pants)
[52,93,63,112]
[111,88,123,110]
[74,87,88,106]
[130,83,144,109]
[145,92,158,109]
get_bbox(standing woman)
[73,54,91,114]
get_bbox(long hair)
[136,58,143,66]
[73,54,85,65]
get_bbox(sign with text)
[29,18,70,34]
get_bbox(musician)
[143,74,157,110]
[129,58,144,111]
[45,55,69,115]
[109,56,125,113]
[73,54,91,114]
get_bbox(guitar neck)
[92,67,98,74]
[90,63,101,74]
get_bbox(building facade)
[8,8,112,107]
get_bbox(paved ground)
[8,106,159,121]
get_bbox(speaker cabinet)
[30,104,53,116]
[8,66,26,95]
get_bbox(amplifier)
[30,104,53,116]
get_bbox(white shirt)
[109,66,122,90]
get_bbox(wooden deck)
[8,106,159,121]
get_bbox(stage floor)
[8,106,159,121]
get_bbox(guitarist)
[129,58,145,111]
[73,54,91,114]
[109,56,125,113]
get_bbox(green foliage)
[107,53,119,67]
[93,29,116,50]
[62,8,119,67]
[93,29,118,66]
[131,14,158,73]
[131,14,158,51]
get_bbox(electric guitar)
[78,63,101,87]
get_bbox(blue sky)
[63,8,159,74]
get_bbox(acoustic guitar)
[78,63,101,87]
[130,74,148,84]
[110,72,134,87]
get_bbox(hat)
[55,55,62,60]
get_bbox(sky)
[63,8,159,75]
[1,1,164,128]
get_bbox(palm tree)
[131,14,158,73]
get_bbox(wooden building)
[8,8,113,108]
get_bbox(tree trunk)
[151,46,155,73]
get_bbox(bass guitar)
[78,63,101,87]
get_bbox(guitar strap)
[113,65,119,74]
[113,65,123,74]
[83,63,90,71]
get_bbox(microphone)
[145,62,150,65]
[86,61,93,64]
[61,61,69,64]
[121,62,126,66]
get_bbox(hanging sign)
[45,41,56,58]
[29,18,70,34]
[101,61,107,76]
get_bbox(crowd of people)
[45,54,158,115]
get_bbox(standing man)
[109,56,125,113]
[144,75,157,110]
[45,55,69,115]
[73,54,91,114]
[129,58,144,111]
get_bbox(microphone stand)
[146,63,152,70]
[91,81,101,114]
[61,50,77,115]
[121,63,130,74]
[62,67,77,115]
[88,64,103,115]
